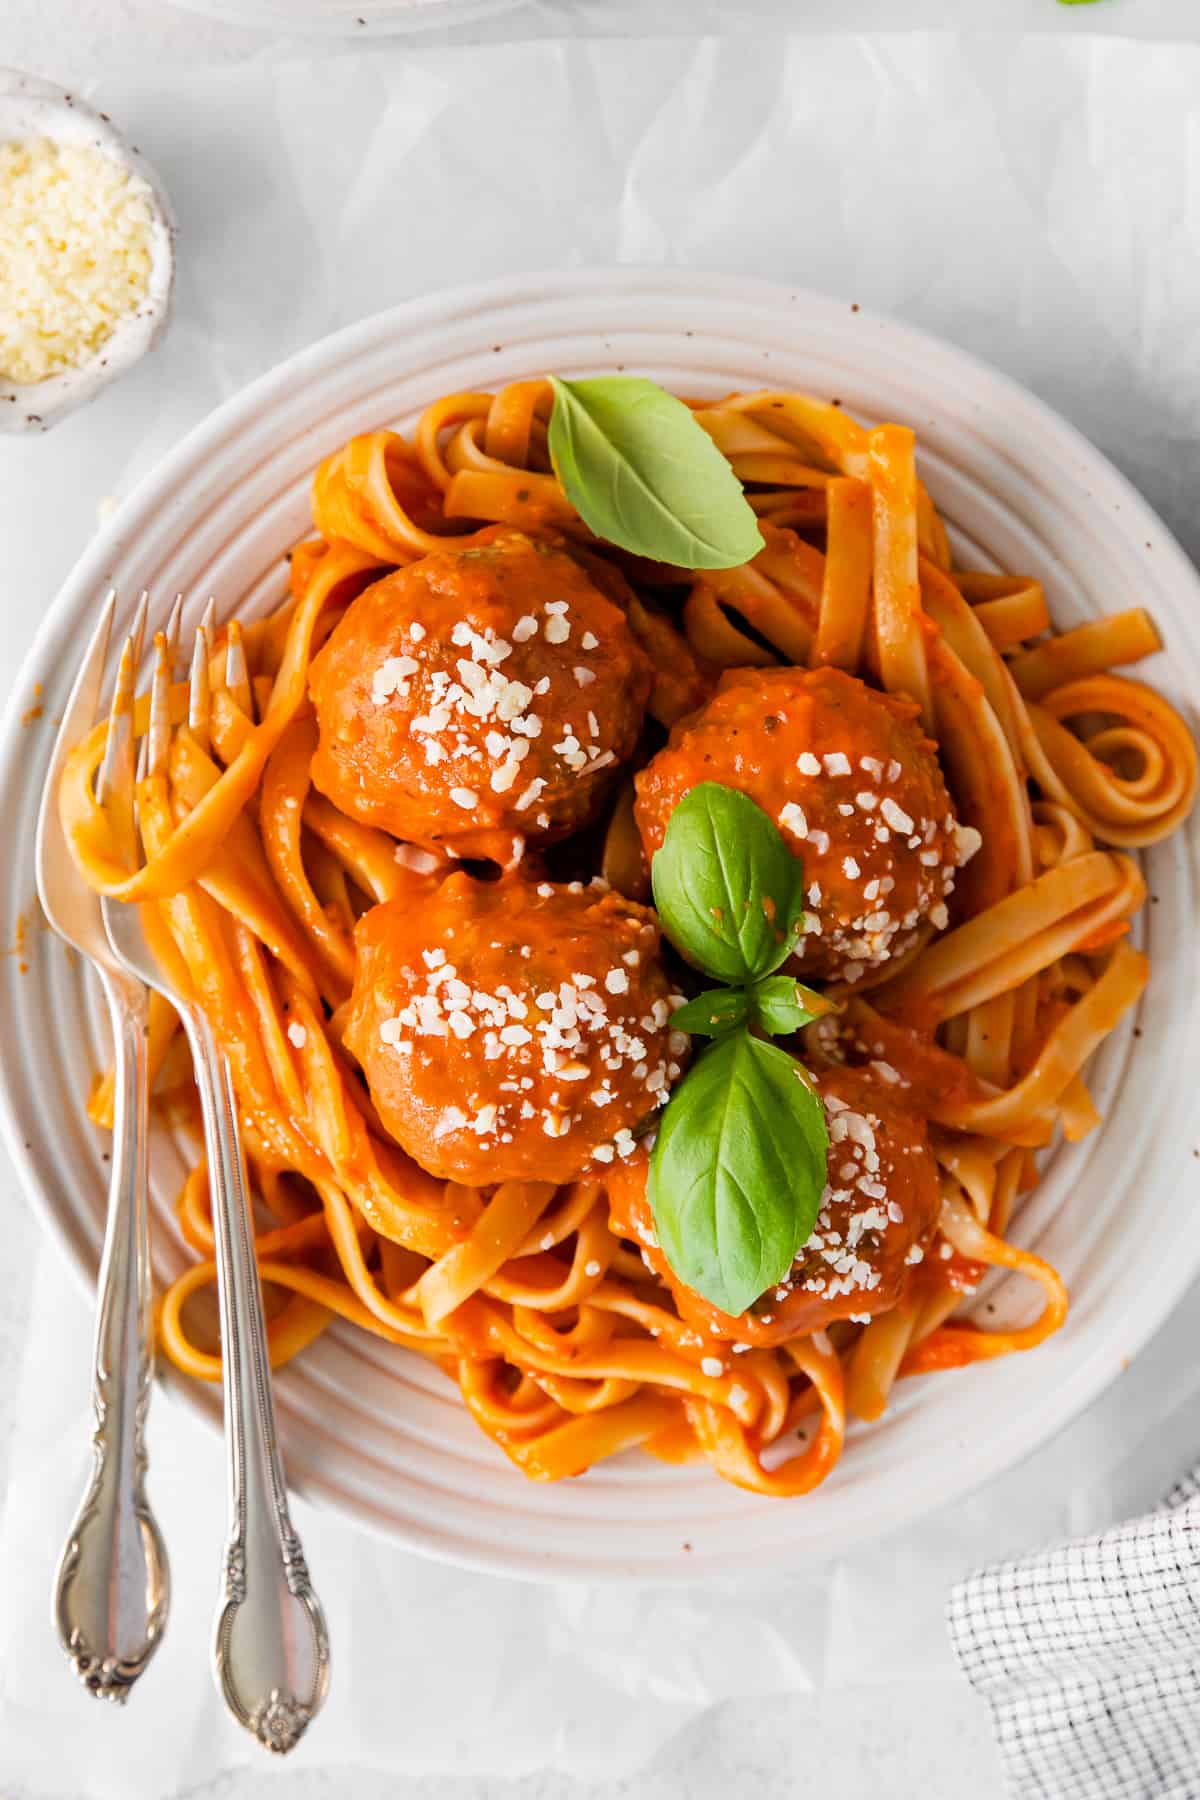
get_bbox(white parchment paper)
[152,0,1200,45]
[2,26,1200,1796]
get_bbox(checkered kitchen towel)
[949,1467,1200,1798]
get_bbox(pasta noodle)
[60,378,1196,1498]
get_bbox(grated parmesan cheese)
[0,137,154,384]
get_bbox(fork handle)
[187,1007,329,1753]
[53,977,169,1699]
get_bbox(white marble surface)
[3,5,1200,1797]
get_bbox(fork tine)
[99,620,144,874]
[34,591,119,933]
[45,591,117,800]
[145,631,174,780]
[210,606,227,703]
[162,593,183,661]
[188,619,212,754]
[225,620,254,721]
[129,590,150,669]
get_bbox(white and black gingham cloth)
[950,1465,1200,1798]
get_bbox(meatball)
[309,529,652,862]
[344,872,686,1186]
[609,1065,940,1345]
[635,666,973,985]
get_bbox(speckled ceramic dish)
[1,270,1197,1580]
[0,67,175,434]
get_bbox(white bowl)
[0,69,175,434]
[1,270,1197,1582]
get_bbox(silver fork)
[35,591,170,1701]
[100,608,330,1753]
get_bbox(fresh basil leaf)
[670,987,749,1039]
[651,783,805,984]
[647,1029,829,1317]
[547,375,764,571]
[750,976,832,1038]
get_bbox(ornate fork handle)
[53,975,169,1700]
[186,1006,329,1753]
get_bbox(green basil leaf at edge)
[750,976,829,1038]
[547,375,764,571]
[647,1030,829,1318]
[651,783,806,985]
[669,987,749,1039]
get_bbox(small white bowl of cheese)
[0,69,175,434]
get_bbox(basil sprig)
[547,375,764,570]
[670,976,828,1042]
[647,784,832,1317]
